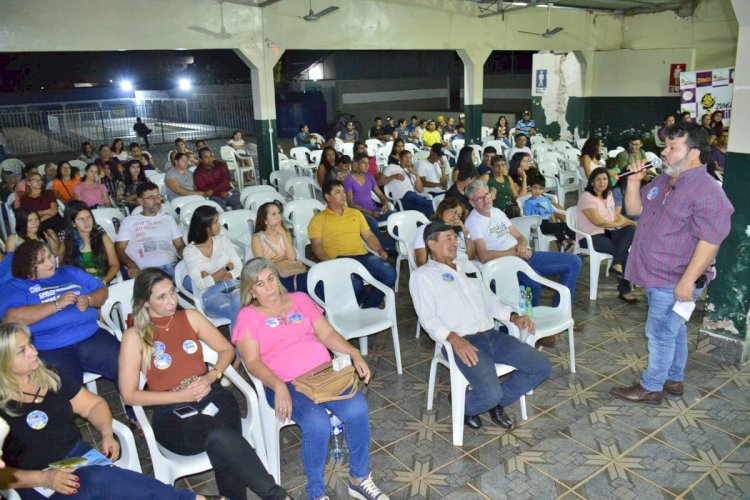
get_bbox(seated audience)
[577,167,638,302]
[383,151,434,217]
[184,205,243,328]
[295,124,318,150]
[73,164,112,208]
[507,134,533,165]
[94,145,121,175]
[413,198,475,266]
[508,152,532,195]
[128,142,155,171]
[416,143,449,194]
[52,161,80,204]
[708,128,728,173]
[19,172,64,233]
[515,110,536,136]
[409,222,551,431]
[341,121,359,143]
[308,180,396,308]
[111,138,129,162]
[165,152,207,202]
[353,141,380,178]
[482,155,519,215]
[123,159,148,211]
[251,201,309,293]
[99,163,124,205]
[579,137,604,180]
[369,117,390,142]
[0,240,122,400]
[465,180,582,305]
[392,118,410,142]
[421,120,443,148]
[492,115,511,146]
[115,182,184,278]
[322,154,352,184]
[227,130,248,155]
[12,164,36,209]
[344,152,395,252]
[523,176,575,251]
[386,138,405,167]
[477,146,497,177]
[169,138,194,167]
[412,119,427,145]
[445,159,477,213]
[234,258,387,500]
[710,110,725,135]
[119,269,289,500]
[0,323,202,500]
[78,141,98,163]
[61,201,120,286]
[615,134,647,181]
[657,114,676,142]
[315,146,339,188]
[6,209,62,257]
[194,147,242,210]
[700,113,715,140]
[42,162,57,190]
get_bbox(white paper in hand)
[672,301,696,322]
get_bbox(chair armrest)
[112,419,142,473]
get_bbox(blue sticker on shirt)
[154,353,172,370]
[646,186,659,200]
[153,341,166,355]
[265,317,280,328]
[287,313,303,323]
[182,340,198,355]
[26,410,48,430]
[442,273,454,283]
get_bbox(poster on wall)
[669,63,686,93]
[535,69,547,95]
[679,67,733,125]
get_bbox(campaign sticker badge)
[265,317,280,328]
[154,353,172,370]
[647,186,659,200]
[442,273,454,283]
[153,341,166,355]
[182,340,198,355]
[26,410,48,430]
[287,313,303,324]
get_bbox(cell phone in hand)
[173,406,198,419]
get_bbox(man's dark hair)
[397,118,406,126]
[410,115,418,120]
[483,146,497,156]
[322,179,344,196]
[128,142,140,150]
[353,152,369,163]
[174,152,187,163]
[629,133,643,142]
[136,181,160,198]
[174,138,185,146]
[198,147,212,158]
[514,133,525,142]
[374,116,382,122]
[299,123,307,131]
[337,154,352,165]
[399,149,412,160]
[491,155,507,166]
[529,174,546,188]
[664,113,675,121]
[666,122,711,163]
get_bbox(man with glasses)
[465,180,581,307]
[115,182,184,279]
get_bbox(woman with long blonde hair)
[118,268,289,500]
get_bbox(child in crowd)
[523,175,575,252]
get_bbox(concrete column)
[457,49,491,145]
[234,45,284,182]
[700,0,749,363]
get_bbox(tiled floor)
[92,260,750,499]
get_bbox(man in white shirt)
[383,150,434,217]
[416,143,448,194]
[410,221,551,430]
[115,182,185,278]
[507,133,534,165]
[465,180,581,307]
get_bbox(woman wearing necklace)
[61,201,120,286]
[119,268,289,500]
[52,162,80,205]
[0,323,211,499]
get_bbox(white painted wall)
[592,48,696,97]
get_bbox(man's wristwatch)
[224,265,231,273]
[214,368,223,381]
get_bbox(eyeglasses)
[472,193,491,203]
[142,195,163,202]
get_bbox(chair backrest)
[179,199,225,228]
[451,138,465,151]
[289,147,311,165]
[412,150,430,163]
[431,193,445,213]
[480,257,527,308]
[283,199,324,252]
[68,159,87,170]
[285,176,318,200]
[365,139,384,157]
[387,210,430,257]
[278,159,302,175]
[529,135,547,146]
[170,195,207,213]
[219,209,256,243]
[537,159,560,178]
[306,258,365,312]
[485,140,507,153]
[174,260,196,304]
[100,279,135,340]
[340,142,354,158]
[608,146,625,158]
[239,184,276,204]
[308,149,323,166]
[481,126,493,138]
[509,215,540,244]
[269,169,298,194]
[91,208,125,241]
[245,190,286,217]
[404,142,421,155]
[552,140,574,153]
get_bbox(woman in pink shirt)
[234,258,388,500]
[577,167,638,303]
[73,164,111,208]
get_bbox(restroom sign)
[535,69,547,95]
[669,64,686,93]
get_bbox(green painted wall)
[254,118,278,182]
[704,151,750,344]
[464,104,483,145]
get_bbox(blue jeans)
[521,251,582,306]
[39,328,121,387]
[18,441,195,499]
[266,384,370,500]
[362,211,396,252]
[640,286,703,392]
[202,279,241,331]
[450,327,552,416]
[210,191,242,211]
[348,253,397,308]
[400,191,434,218]
[280,272,308,294]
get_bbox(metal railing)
[0,97,255,156]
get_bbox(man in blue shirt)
[515,110,537,136]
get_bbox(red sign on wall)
[669,64,687,93]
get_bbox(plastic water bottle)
[518,285,527,316]
[329,415,347,461]
[524,287,534,319]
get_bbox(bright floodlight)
[178,78,192,90]
[120,80,133,91]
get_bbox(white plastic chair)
[68,159,87,170]
[269,169,298,196]
[289,147,311,165]
[607,146,625,158]
[412,150,430,163]
[516,195,564,252]
[278,159,303,175]
[91,207,124,242]
[170,195,208,215]
[244,190,286,218]
[386,211,430,292]
[283,199,325,267]
[403,142,421,155]
[178,199,225,229]
[221,145,254,189]
[565,207,613,301]
[100,279,135,340]
[426,327,528,446]
[174,261,231,328]
[285,176,320,200]
[307,258,402,374]
[219,209,255,247]
[482,257,576,372]
[131,342,267,485]
[431,193,445,213]
[529,135,547,147]
[552,140,576,153]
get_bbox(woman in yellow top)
[52,161,80,204]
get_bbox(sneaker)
[348,473,389,500]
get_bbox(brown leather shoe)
[663,380,684,396]
[610,383,663,405]
[535,335,557,347]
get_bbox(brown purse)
[292,361,359,404]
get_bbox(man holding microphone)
[609,123,733,404]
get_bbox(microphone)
[614,162,656,180]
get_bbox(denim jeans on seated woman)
[202,279,241,330]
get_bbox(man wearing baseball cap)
[410,222,552,430]
[515,110,537,137]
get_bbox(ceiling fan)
[518,3,563,37]
[189,1,234,40]
[302,0,339,21]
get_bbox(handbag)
[292,361,359,404]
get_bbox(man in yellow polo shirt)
[308,179,397,308]
[421,120,444,148]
